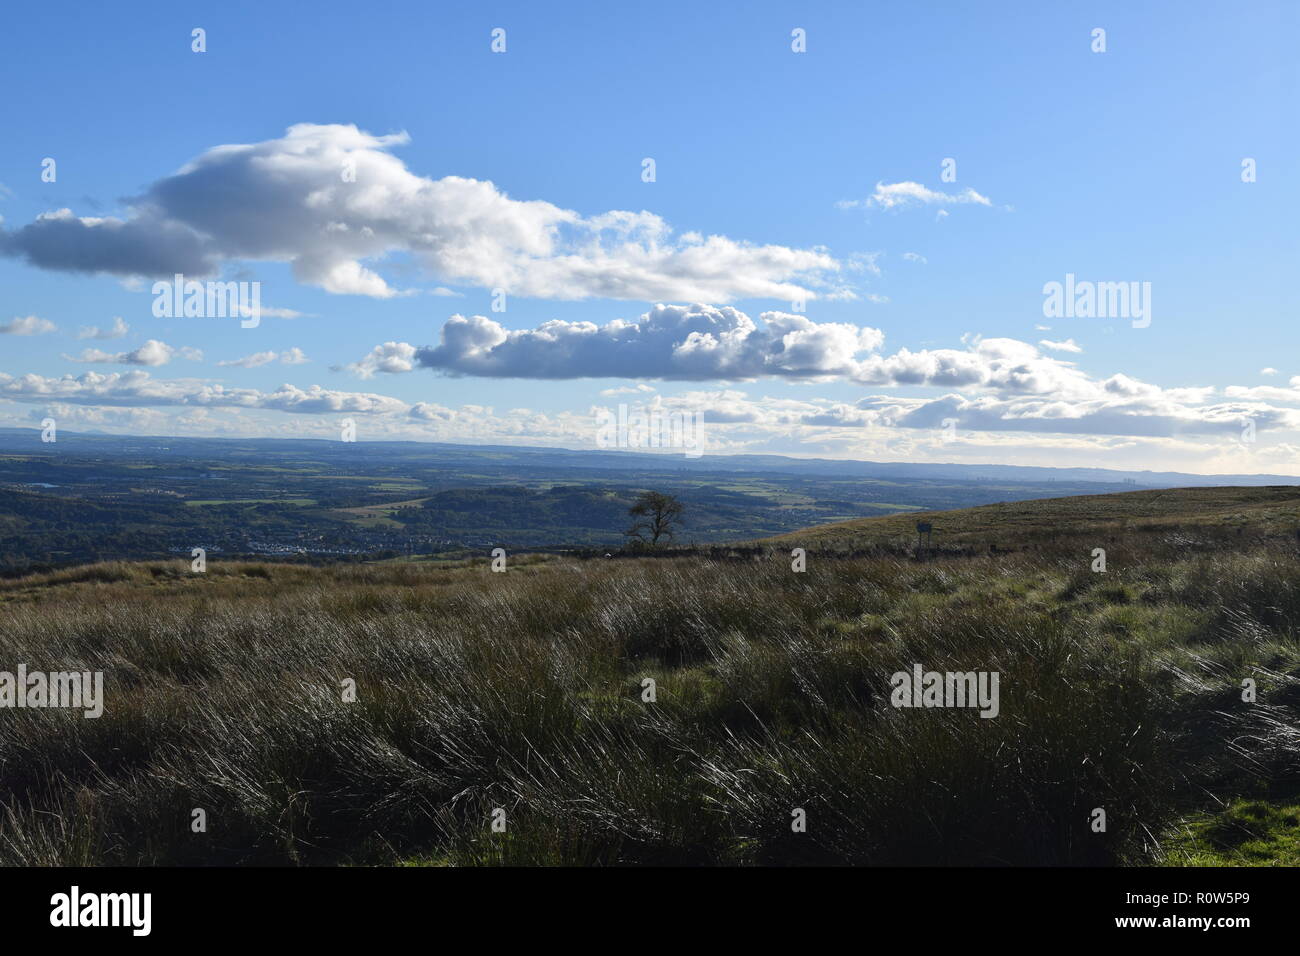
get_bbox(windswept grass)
[0,491,1297,866]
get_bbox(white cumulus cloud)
[348,304,886,381]
[1,123,847,303]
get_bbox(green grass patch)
[1163,800,1300,866]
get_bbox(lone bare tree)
[625,491,684,548]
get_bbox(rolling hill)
[0,485,1296,866]
[760,485,1300,551]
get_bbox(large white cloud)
[347,304,885,380]
[345,315,1138,397]
[341,310,1297,443]
[0,123,846,302]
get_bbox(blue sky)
[1,0,1297,473]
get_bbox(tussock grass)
[0,519,1297,865]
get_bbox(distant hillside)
[2,426,1299,487]
[760,486,1300,550]
[9,427,1237,572]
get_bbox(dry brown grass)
[0,489,1296,866]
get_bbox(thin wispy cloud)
[599,384,657,397]
[1038,338,1083,353]
[0,370,406,415]
[77,316,130,339]
[839,181,993,211]
[217,348,310,368]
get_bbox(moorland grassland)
[0,488,1297,866]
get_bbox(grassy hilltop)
[760,485,1300,550]
[0,487,1297,865]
